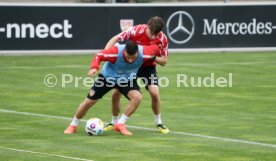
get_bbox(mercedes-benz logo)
[166,11,195,44]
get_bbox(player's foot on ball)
[157,124,170,134]
[114,123,133,136]
[103,123,114,131]
[64,125,77,134]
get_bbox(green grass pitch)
[0,52,275,161]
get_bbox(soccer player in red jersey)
[104,16,170,133]
[64,41,160,136]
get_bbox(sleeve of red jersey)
[161,45,168,57]
[160,35,169,57]
[90,47,118,70]
[142,44,160,61]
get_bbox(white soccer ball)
[85,118,104,136]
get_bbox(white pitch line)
[0,65,87,70]
[0,147,93,161]
[0,109,276,149]
[168,61,276,67]
[0,61,275,70]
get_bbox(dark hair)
[125,41,138,56]
[147,16,164,34]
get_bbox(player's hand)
[150,54,156,61]
[88,69,98,77]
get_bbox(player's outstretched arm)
[154,56,167,66]
[90,46,117,70]
[144,44,167,66]
[105,34,119,49]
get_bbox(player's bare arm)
[154,55,167,66]
[146,44,167,66]
[104,34,120,49]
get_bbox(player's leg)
[64,74,113,134]
[103,89,122,131]
[148,84,160,116]
[139,66,169,133]
[147,85,169,133]
[114,80,142,136]
[112,89,122,118]
[74,98,98,119]
[122,90,142,116]
[64,98,98,134]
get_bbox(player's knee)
[130,92,142,103]
[136,93,142,102]
[149,86,160,99]
[112,89,121,99]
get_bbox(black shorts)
[87,74,140,100]
[137,66,158,89]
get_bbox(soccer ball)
[85,118,104,136]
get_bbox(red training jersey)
[117,24,168,67]
[90,44,160,71]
